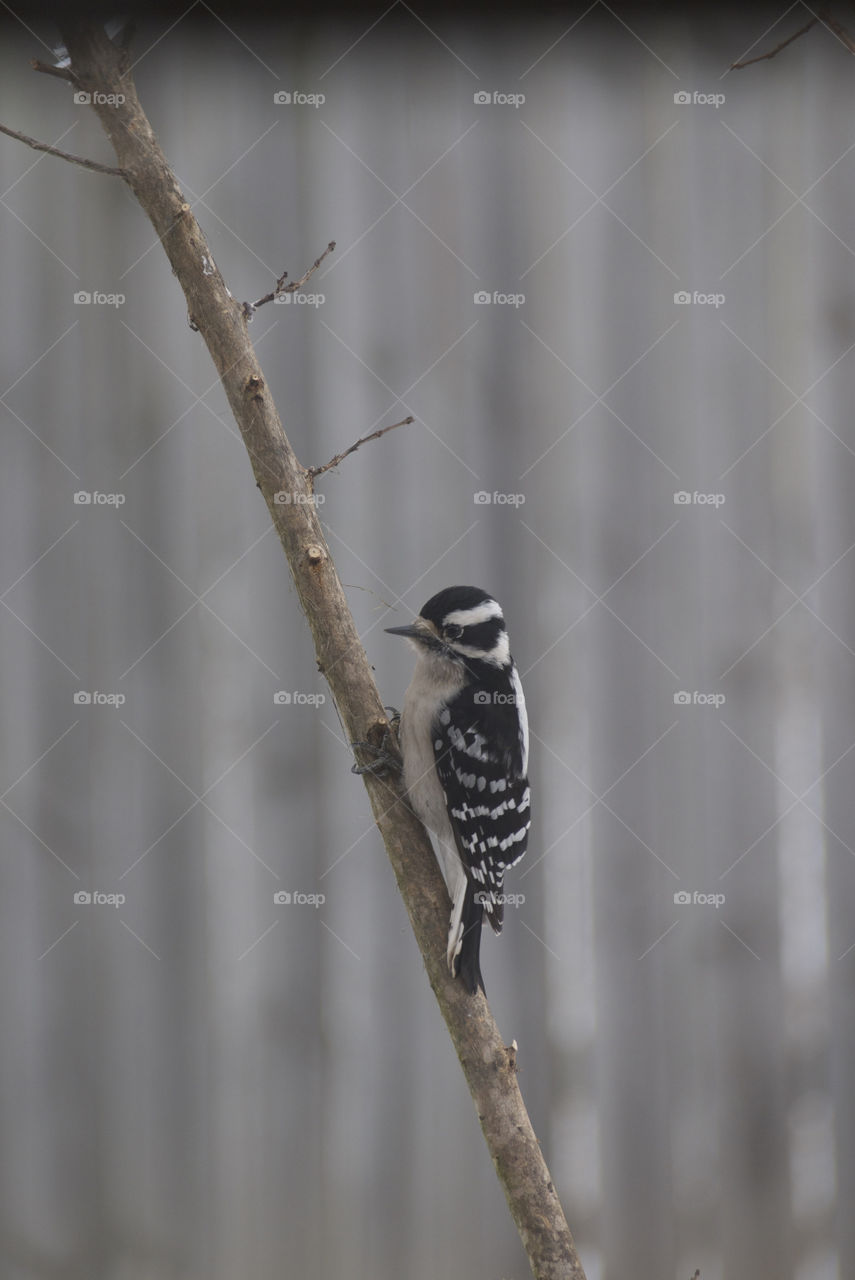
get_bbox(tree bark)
[35,23,588,1279]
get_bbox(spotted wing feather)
[432,691,530,934]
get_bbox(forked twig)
[307,416,415,482]
[242,241,336,318]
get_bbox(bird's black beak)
[384,623,421,638]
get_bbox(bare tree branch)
[30,57,76,83]
[731,8,855,69]
[818,7,855,55]
[308,416,415,482]
[0,121,127,177]
[20,22,588,1279]
[731,16,818,67]
[242,240,336,318]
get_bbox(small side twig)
[242,240,336,318]
[819,8,855,55]
[731,15,818,67]
[0,122,127,177]
[30,58,77,83]
[307,416,415,482]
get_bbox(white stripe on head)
[442,599,503,628]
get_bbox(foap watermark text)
[674,290,725,307]
[474,290,525,307]
[74,91,125,106]
[674,690,725,708]
[475,891,525,907]
[674,491,725,507]
[674,90,725,108]
[273,891,325,907]
[74,291,125,307]
[273,491,325,505]
[273,90,325,107]
[74,890,126,907]
[74,490,125,506]
[674,890,725,908]
[474,491,525,506]
[74,691,126,707]
[273,691,326,706]
[274,293,325,307]
[474,91,525,108]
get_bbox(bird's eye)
[443,624,463,641]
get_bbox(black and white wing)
[432,676,530,934]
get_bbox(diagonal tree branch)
[730,15,819,68]
[818,7,855,55]
[731,8,855,69]
[15,21,587,1280]
[0,121,127,176]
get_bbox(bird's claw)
[351,717,402,777]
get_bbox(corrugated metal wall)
[1,9,854,1279]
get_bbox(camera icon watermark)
[473,90,525,108]
[474,891,525,907]
[473,690,518,705]
[674,890,725,908]
[273,690,326,707]
[473,491,525,506]
[674,690,726,708]
[273,890,325,906]
[473,290,525,307]
[273,90,325,107]
[673,90,725,108]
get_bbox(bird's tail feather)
[456,879,485,996]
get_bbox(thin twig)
[731,16,818,67]
[30,58,76,83]
[307,416,415,481]
[0,122,127,177]
[818,8,855,55]
[242,241,336,318]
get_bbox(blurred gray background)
[2,5,855,1279]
